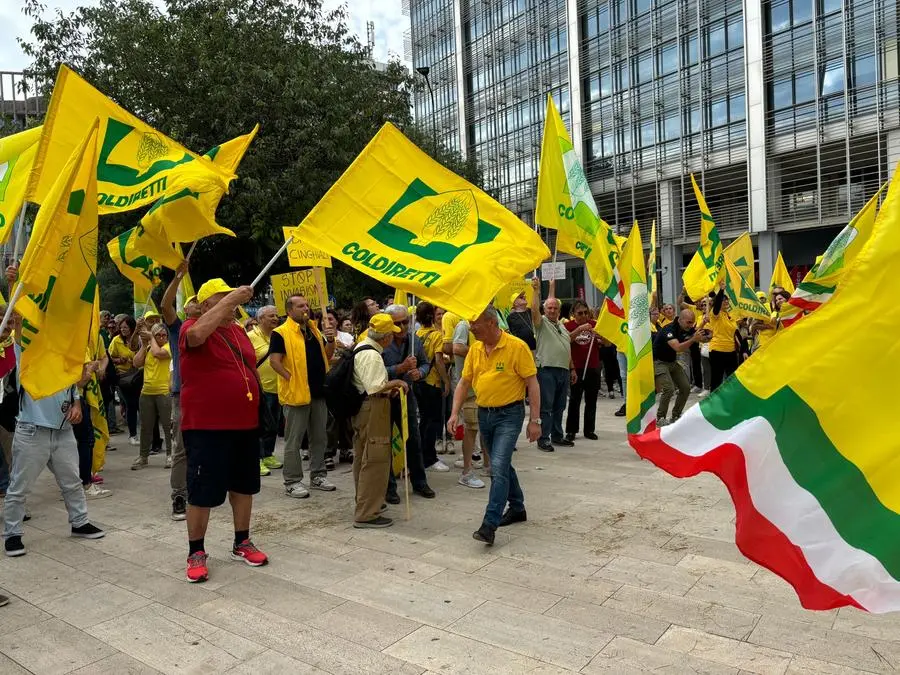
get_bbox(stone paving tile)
[215,573,343,623]
[386,625,572,674]
[543,597,669,644]
[224,649,328,674]
[475,556,621,606]
[70,651,164,674]
[594,554,703,596]
[447,600,611,671]
[38,581,152,629]
[0,551,100,605]
[425,568,563,613]
[656,625,793,674]
[786,655,878,674]
[339,545,446,581]
[0,652,33,674]
[306,600,422,651]
[582,636,739,674]
[0,617,115,675]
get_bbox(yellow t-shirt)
[462,331,537,408]
[108,335,136,374]
[442,311,462,347]
[356,329,369,344]
[416,327,443,388]
[142,343,172,395]
[709,310,737,352]
[658,316,673,327]
[248,328,278,394]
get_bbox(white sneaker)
[301,451,309,461]
[691,386,702,394]
[128,436,139,446]
[164,455,173,469]
[444,440,456,455]
[458,472,485,489]
[310,476,336,492]
[453,457,483,470]
[698,389,710,399]
[481,465,492,478]
[285,483,310,499]
[84,483,112,499]
[427,460,450,472]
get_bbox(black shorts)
[183,429,261,507]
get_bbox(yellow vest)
[273,318,330,406]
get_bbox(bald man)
[652,309,708,426]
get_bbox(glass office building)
[407,0,900,303]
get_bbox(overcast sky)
[0,0,407,87]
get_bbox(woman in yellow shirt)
[414,302,455,477]
[708,283,738,391]
[132,323,173,470]
[108,316,141,443]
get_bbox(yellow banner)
[682,174,725,302]
[107,226,183,291]
[283,226,331,268]
[270,268,328,316]
[724,232,755,290]
[17,120,100,399]
[294,122,549,320]
[26,65,232,212]
[493,278,533,311]
[770,252,795,295]
[623,223,657,434]
[0,126,41,244]
[723,256,771,322]
[647,220,657,304]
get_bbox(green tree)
[18,0,486,309]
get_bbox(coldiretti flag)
[16,120,100,399]
[623,224,657,434]
[782,185,884,327]
[724,232,755,290]
[176,269,197,319]
[85,295,108,473]
[535,94,618,295]
[594,231,629,351]
[629,164,900,613]
[682,175,725,301]
[133,284,158,318]
[769,252,795,295]
[295,122,550,320]
[723,255,770,322]
[0,126,41,243]
[140,126,258,246]
[107,226,181,291]
[27,64,232,212]
[647,220,657,303]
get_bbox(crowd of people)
[0,255,784,587]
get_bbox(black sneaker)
[385,492,401,505]
[584,432,599,440]
[499,509,527,527]
[414,486,436,499]
[473,524,495,545]
[71,523,105,539]
[0,594,9,607]
[553,438,574,447]
[564,433,575,442]
[171,495,187,521]
[614,404,626,417]
[353,516,393,529]
[325,457,335,471]
[4,536,25,557]
[537,441,554,452]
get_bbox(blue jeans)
[478,403,525,529]
[537,367,569,443]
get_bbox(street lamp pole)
[416,65,437,150]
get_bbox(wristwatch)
[528,418,540,424]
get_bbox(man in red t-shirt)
[179,278,268,583]
[563,300,601,442]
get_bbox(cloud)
[1,0,409,74]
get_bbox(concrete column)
[658,179,678,239]
[565,0,584,158]
[757,231,778,292]
[660,241,681,306]
[744,0,768,233]
[453,0,467,158]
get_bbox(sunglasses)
[394,319,410,326]
[574,309,590,315]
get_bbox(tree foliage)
[18,0,487,309]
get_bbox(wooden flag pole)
[11,204,28,263]
[0,282,24,339]
[251,237,292,288]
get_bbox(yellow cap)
[184,295,197,306]
[196,279,234,304]
[369,312,401,334]
[143,310,160,320]
[510,291,525,305]
[756,291,767,301]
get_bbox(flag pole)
[0,282,24,339]
[583,336,595,380]
[184,240,199,262]
[251,236,292,288]
[11,204,28,263]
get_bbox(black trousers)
[565,367,600,436]
[690,342,703,389]
[73,401,94,485]
[599,346,622,394]
[415,382,443,468]
[709,350,738,391]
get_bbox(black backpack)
[324,345,377,420]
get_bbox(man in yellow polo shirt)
[248,306,283,477]
[447,306,541,546]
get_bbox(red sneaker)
[231,539,268,567]
[91,474,104,484]
[186,551,209,583]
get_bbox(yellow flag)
[133,284,158,318]
[594,229,629,351]
[107,226,182,291]
[770,252,795,295]
[723,255,771,322]
[16,120,100,399]
[623,223,657,434]
[0,126,41,243]
[493,279,532,311]
[393,288,410,307]
[724,232,755,290]
[26,65,232,212]
[647,220,657,304]
[295,122,550,320]
[140,126,258,246]
[682,175,725,301]
[176,270,197,319]
[85,294,108,472]
[535,94,617,294]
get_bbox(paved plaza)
[0,396,896,674]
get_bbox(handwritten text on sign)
[270,268,329,316]
[283,227,332,268]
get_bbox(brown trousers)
[351,397,392,523]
